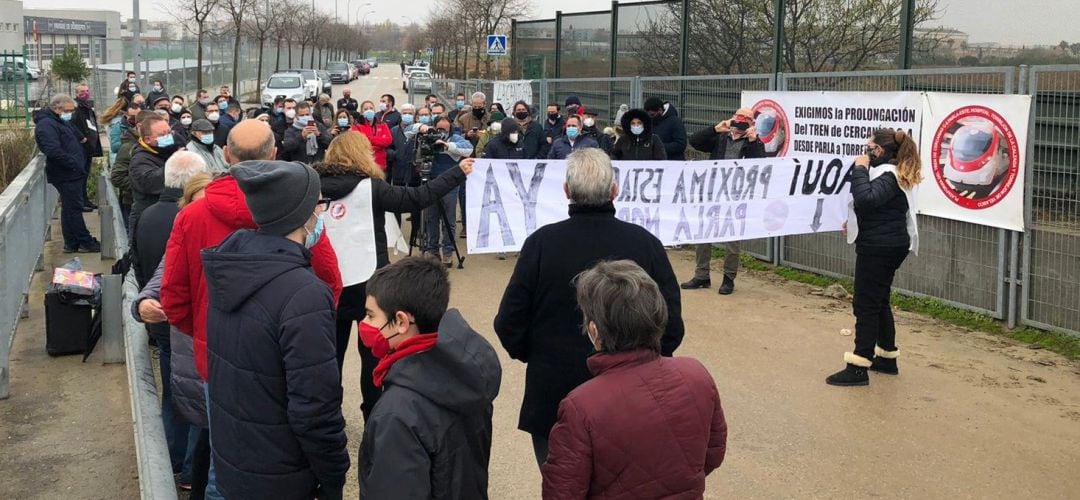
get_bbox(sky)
[20,0,1079,46]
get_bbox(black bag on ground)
[44,258,101,357]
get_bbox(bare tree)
[243,0,280,82]
[172,0,221,89]
[221,0,256,91]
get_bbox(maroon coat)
[542,349,727,499]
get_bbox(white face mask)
[584,118,595,127]
[207,112,220,122]
[285,109,297,119]
[180,117,192,126]
[508,132,519,144]
[490,122,502,133]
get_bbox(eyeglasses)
[317,197,331,210]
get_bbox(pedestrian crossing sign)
[487,35,508,56]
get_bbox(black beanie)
[232,160,321,236]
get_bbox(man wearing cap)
[644,96,687,161]
[186,119,228,173]
[201,160,348,500]
[681,108,766,295]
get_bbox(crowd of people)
[29,69,924,498]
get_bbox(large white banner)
[493,80,533,108]
[919,93,1030,232]
[466,156,852,254]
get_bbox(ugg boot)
[826,353,871,386]
[870,346,899,375]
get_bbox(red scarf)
[372,333,439,388]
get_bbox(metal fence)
[433,64,1080,337]
[0,48,32,126]
[0,154,57,399]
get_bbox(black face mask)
[472,108,485,119]
[515,111,530,120]
[731,121,750,132]
[867,146,894,167]
[548,112,560,121]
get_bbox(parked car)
[368,57,378,68]
[261,73,308,108]
[0,63,32,81]
[404,70,432,93]
[316,70,333,97]
[325,61,353,83]
[283,68,321,100]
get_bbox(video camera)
[416,128,449,180]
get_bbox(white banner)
[919,93,1030,232]
[493,80,533,108]
[466,156,852,254]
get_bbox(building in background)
[23,8,122,67]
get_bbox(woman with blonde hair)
[179,172,214,208]
[312,130,474,420]
[828,128,922,387]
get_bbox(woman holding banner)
[827,129,922,387]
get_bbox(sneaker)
[63,245,79,253]
[80,239,102,253]
[718,276,735,295]
[680,278,711,290]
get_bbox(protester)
[313,93,336,129]
[132,93,147,110]
[282,101,331,163]
[218,85,242,111]
[215,95,242,147]
[611,108,666,161]
[34,94,100,253]
[129,114,181,233]
[271,98,298,158]
[489,102,506,120]
[152,95,173,117]
[186,119,228,173]
[190,89,211,121]
[312,132,471,419]
[644,96,687,161]
[414,116,472,267]
[72,83,102,211]
[541,102,565,158]
[454,91,489,146]
[337,88,359,117]
[119,71,140,100]
[351,100,393,170]
[202,160,348,500]
[494,148,684,467]
[509,100,544,159]
[357,257,501,498]
[430,102,447,118]
[547,115,599,160]
[330,109,353,137]
[827,129,922,387]
[581,110,614,156]
[682,108,766,295]
[541,260,726,498]
[146,79,169,107]
[169,96,187,124]
[111,110,155,228]
[483,117,526,160]
[474,117,503,161]
[378,93,401,129]
[174,109,194,145]
[448,92,467,122]
[386,103,419,187]
[101,98,133,162]
[424,94,438,109]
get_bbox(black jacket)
[271,115,291,158]
[33,108,87,184]
[689,127,767,161]
[359,309,501,500]
[132,188,181,289]
[72,98,103,158]
[611,108,667,161]
[202,229,348,500]
[514,119,545,159]
[386,124,418,186]
[582,125,614,156]
[482,118,526,159]
[540,115,565,158]
[380,109,402,129]
[651,103,687,161]
[851,165,910,251]
[494,203,685,437]
[128,142,174,221]
[282,121,332,163]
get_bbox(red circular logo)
[329,202,347,220]
[930,105,1019,210]
[751,99,790,158]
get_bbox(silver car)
[406,70,433,93]
[261,73,307,107]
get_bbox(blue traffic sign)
[487,35,508,56]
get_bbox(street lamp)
[348,1,372,27]
[355,8,375,29]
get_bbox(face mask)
[630,125,645,136]
[153,85,162,92]
[359,321,400,359]
[77,92,90,101]
[337,118,349,127]
[274,107,283,115]
[548,112,559,121]
[490,112,505,122]
[378,102,387,112]
[156,134,175,148]
[60,112,73,122]
[508,132,519,144]
[128,86,137,93]
[455,100,465,109]
[297,115,312,126]
[419,115,431,125]
[181,117,192,126]
[401,114,415,125]
[198,98,211,106]
[285,109,297,119]
[304,213,324,249]
[567,105,580,115]
[584,118,595,127]
[472,107,484,119]
[207,112,220,122]
[490,122,502,133]
[565,126,579,139]
[363,110,376,122]
[218,101,229,112]
[199,134,214,145]
[171,103,182,114]
[515,111,530,120]
[128,77,136,83]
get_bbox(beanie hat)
[564,95,582,107]
[231,160,321,236]
[643,97,664,112]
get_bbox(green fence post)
[610,1,619,78]
[22,45,30,127]
[772,0,786,75]
[554,11,563,79]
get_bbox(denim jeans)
[51,178,95,249]
[423,187,458,256]
[203,384,224,500]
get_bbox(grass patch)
[707,247,1080,361]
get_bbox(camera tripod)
[407,160,465,269]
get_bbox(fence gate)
[0,48,32,127]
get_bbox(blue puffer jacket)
[34,108,88,184]
[201,229,348,500]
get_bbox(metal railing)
[0,154,57,399]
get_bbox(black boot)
[826,353,871,386]
[680,277,711,290]
[870,346,899,375]
[718,276,735,295]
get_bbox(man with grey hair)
[494,147,684,468]
[72,83,102,211]
[34,93,100,252]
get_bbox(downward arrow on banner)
[810,198,824,232]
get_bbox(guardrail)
[0,154,57,399]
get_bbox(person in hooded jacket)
[173,108,194,144]
[509,100,544,159]
[358,257,501,499]
[542,260,726,499]
[483,117,526,160]
[611,108,666,161]
[202,160,348,500]
[312,132,471,420]
[644,97,687,161]
[351,100,394,170]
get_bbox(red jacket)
[160,175,343,380]
[352,121,393,169]
[542,350,727,499]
